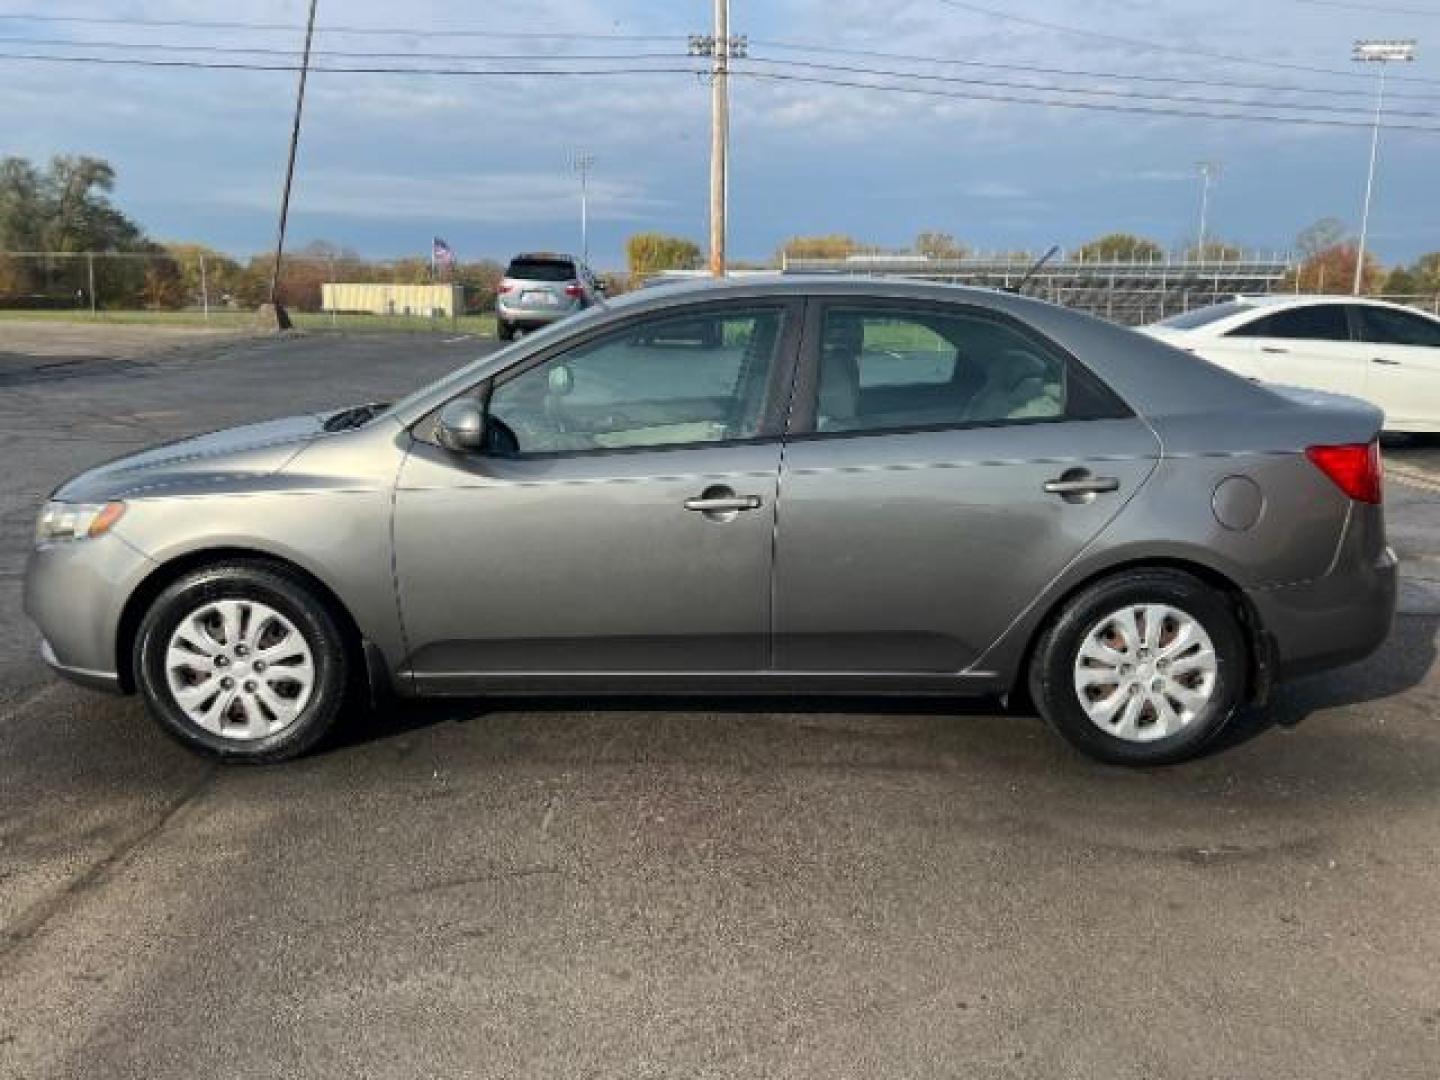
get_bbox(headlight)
[35,501,126,545]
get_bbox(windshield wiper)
[323,402,390,432]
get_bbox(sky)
[3,0,1439,267]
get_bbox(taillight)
[497,282,514,294]
[564,282,584,299]
[1306,440,1383,504]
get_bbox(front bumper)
[23,531,155,693]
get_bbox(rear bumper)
[1247,544,1398,680]
[496,300,582,327]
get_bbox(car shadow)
[332,614,1437,764]
[1205,611,1438,756]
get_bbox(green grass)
[0,309,497,336]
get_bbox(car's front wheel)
[1028,569,1247,766]
[133,561,350,762]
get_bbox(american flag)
[431,236,456,268]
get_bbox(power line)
[0,38,685,63]
[9,33,1440,111]
[734,69,1440,133]
[0,52,703,77]
[6,46,1440,132]
[0,12,683,42]
[743,55,1440,121]
[932,0,1440,86]
[750,37,1440,105]
[1291,0,1440,15]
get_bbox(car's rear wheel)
[1028,569,1246,766]
[496,319,515,341]
[133,562,350,763]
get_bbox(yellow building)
[321,283,464,318]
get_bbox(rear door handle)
[1371,356,1401,366]
[1261,345,1290,355]
[1044,476,1120,496]
[685,496,761,512]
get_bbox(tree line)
[4,156,1439,313]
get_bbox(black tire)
[133,561,351,763]
[1028,569,1247,766]
[496,319,515,341]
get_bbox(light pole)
[1352,39,1417,296]
[1195,161,1221,259]
[571,151,595,264]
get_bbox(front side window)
[486,307,784,455]
[814,306,1068,434]
[1227,304,1350,342]
[1353,305,1440,348]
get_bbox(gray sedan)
[24,278,1396,766]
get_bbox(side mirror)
[436,398,486,453]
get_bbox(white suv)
[1142,296,1440,433]
[496,253,603,341]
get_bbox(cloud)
[209,170,668,224]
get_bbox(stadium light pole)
[1352,39,1417,295]
[572,152,595,265]
[1195,161,1221,259]
[267,0,319,326]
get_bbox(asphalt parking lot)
[2,324,1439,1078]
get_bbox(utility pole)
[691,7,746,277]
[572,151,595,264]
[267,0,319,326]
[1195,161,1221,259]
[1353,39,1417,296]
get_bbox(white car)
[1142,296,1440,433]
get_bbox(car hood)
[53,412,328,503]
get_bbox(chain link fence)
[0,250,521,332]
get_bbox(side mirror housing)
[436,398,486,453]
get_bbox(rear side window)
[1353,305,1440,348]
[814,306,1112,435]
[1227,305,1350,342]
[506,259,575,282]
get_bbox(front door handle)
[1371,356,1401,366]
[1261,345,1290,355]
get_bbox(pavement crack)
[0,765,217,963]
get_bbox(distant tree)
[625,232,703,277]
[778,234,860,262]
[915,230,967,260]
[164,243,243,306]
[1294,243,1382,294]
[1295,217,1349,259]
[453,259,505,313]
[1410,252,1440,293]
[1186,240,1246,262]
[1075,233,1164,261]
[1384,267,1420,296]
[140,248,186,310]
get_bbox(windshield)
[1155,300,1254,330]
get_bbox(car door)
[1352,303,1440,431]
[393,299,801,690]
[1223,303,1364,397]
[772,299,1160,677]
